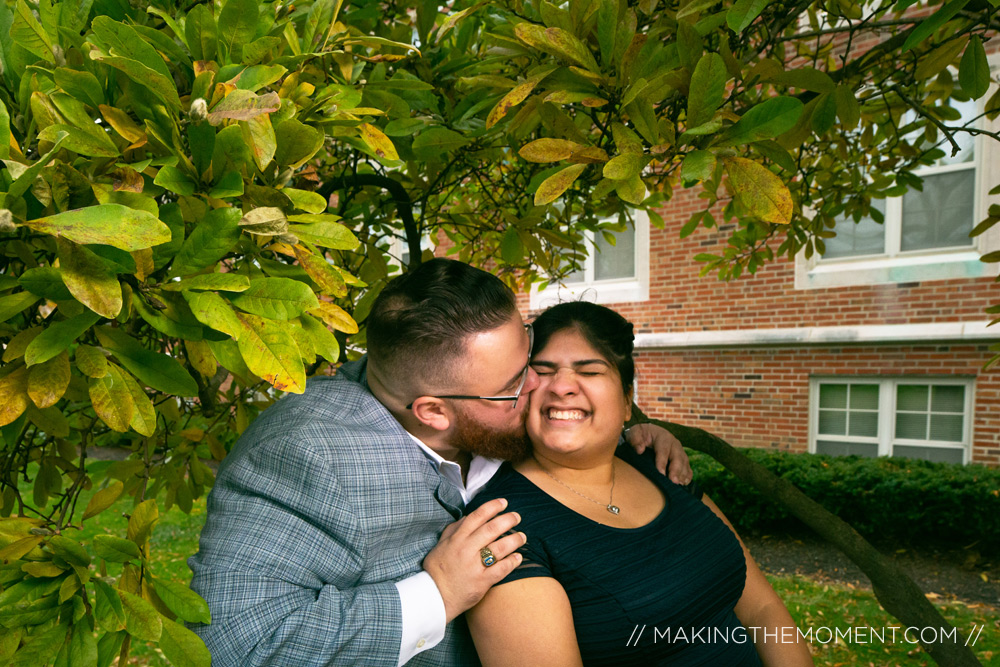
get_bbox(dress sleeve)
[681,478,704,500]
[493,529,554,585]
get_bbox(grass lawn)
[15,470,1000,666]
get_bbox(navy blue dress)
[468,447,762,666]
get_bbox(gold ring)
[480,546,496,567]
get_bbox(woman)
[465,301,813,666]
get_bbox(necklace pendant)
[607,504,620,515]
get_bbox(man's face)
[444,313,538,460]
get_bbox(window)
[530,210,650,309]
[809,378,973,464]
[795,82,1000,289]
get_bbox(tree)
[0,0,996,664]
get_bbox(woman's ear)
[624,388,633,422]
[410,396,452,432]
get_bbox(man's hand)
[626,423,692,485]
[423,498,526,622]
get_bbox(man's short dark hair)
[367,258,518,389]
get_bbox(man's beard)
[450,407,532,462]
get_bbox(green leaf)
[82,481,124,520]
[209,172,244,200]
[834,85,861,129]
[514,23,599,72]
[158,617,212,667]
[235,312,306,393]
[117,589,162,642]
[154,166,197,197]
[37,124,119,157]
[230,277,320,320]
[500,226,524,264]
[682,150,717,184]
[127,498,159,546]
[217,0,259,64]
[233,64,287,92]
[152,577,211,624]
[773,67,835,93]
[9,624,65,667]
[131,292,205,341]
[163,274,251,293]
[3,326,43,363]
[383,118,425,137]
[901,0,970,52]
[69,620,98,666]
[615,175,647,205]
[723,156,792,224]
[184,292,244,338]
[602,153,651,180]
[57,239,123,319]
[283,188,328,214]
[717,96,803,145]
[27,351,70,408]
[687,53,727,128]
[24,311,101,366]
[48,535,91,567]
[274,119,325,168]
[300,314,340,362]
[242,114,277,171]
[171,207,243,276]
[17,267,73,301]
[0,291,38,324]
[534,163,588,205]
[288,221,360,250]
[95,326,200,397]
[239,206,288,236]
[411,127,470,158]
[93,579,125,632]
[959,35,990,100]
[24,205,171,252]
[88,363,134,432]
[185,4,218,62]
[811,91,838,135]
[727,0,771,33]
[10,0,54,62]
[93,535,141,563]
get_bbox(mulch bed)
[745,534,1000,608]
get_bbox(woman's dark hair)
[530,301,635,395]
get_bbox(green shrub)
[693,449,1000,552]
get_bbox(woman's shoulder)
[466,461,541,513]
[617,445,704,500]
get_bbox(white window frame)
[796,56,1000,289]
[808,376,975,464]
[530,210,650,309]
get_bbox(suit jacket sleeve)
[188,431,403,667]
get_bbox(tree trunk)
[630,407,982,667]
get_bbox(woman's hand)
[626,423,693,485]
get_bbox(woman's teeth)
[547,409,586,421]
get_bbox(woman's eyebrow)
[530,359,610,368]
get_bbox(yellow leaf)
[723,156,792,225]
[179,427,204,442]
[518,138,585,163]
[0,535,43,564]
[235,312,307,393]
[27,350,70,408]
[127,499,159,547]
[88,363,135,432]
[57,238,123,319]
[75,344,109,378]
[568,146,610,164]
[308,302,359,334]
[132,248,154,281]
[120,371,157,437]
[82,481,124,520]
[0,366,29,427]
[184,340,217,378]
[359,123,399,161]
[486,67,557,129]
[534,163,588,206]
[2,326,43,362]
[293,246,347,297]
[99,105,145,143]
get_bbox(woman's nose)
[547,368,579,395]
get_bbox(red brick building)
[525,90,1000,466]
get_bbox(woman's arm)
[466,577,583,667]
[702,495,815,667]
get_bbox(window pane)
[931,385,965,413]
[563,266,585,284]
[849,411,879,437]
[895,412,928,440]
[816,440,878,458]
[901,170,975,252]
[819,384,847,409]
[896,385,928,411]
[935,99,976,167]
[824,200,887,258]
[929,414,964,442]
[849,384,879,410]
[818,409,847,435]
[594,228,635,281]
[892,445,964,464]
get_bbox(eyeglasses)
[406,324,534,410]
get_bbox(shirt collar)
[405,432,501,504]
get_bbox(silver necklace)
[537,460,620,515]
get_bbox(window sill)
[796,249,995,289]
[529,279,649,310]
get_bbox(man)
[189,258,688,666]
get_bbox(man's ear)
[410,396,452,432]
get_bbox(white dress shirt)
[394,434,502,665]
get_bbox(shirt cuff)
[395,571,446,666]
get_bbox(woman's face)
[526,327,632,461]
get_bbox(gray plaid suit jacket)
[188,359,479,666]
